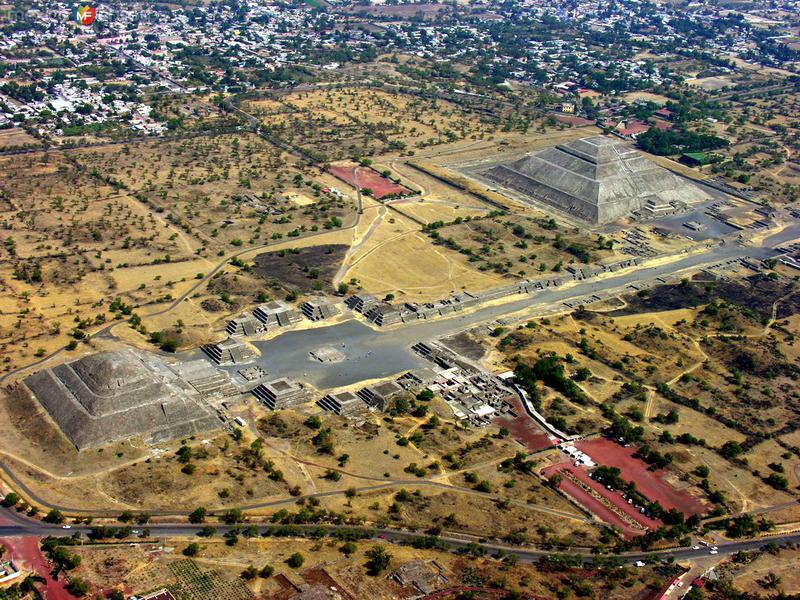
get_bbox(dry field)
[728,546,800,596]
[69,133,357,250]
[685,76,735,90]
[423,213,616,278]
[341,210,504,301]
[0,127,40,149]
[243,87,496,160]
[0,149,205,371]
[67,533,668,600]
[484,274,800,519]
[621,91,671,104]
[0,131,365,372]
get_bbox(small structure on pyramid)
[483,135,710,224]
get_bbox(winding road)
[2,506,800,567]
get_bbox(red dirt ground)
[541,463,661,538]
[577,438,707,516]
[328,164,412,199]
[493,397,555,452]
[1,536,72,600]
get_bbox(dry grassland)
[70,532,664,600]
[243,87,495,160]
[0,132,365,369]
[343,211,503,301]
[730,547,800,595]
[70,133,357,250]
[0,127,39,148]
[0,150,201,371]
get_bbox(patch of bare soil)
[253,245,349,294]
[609,274,798,321]
[440,332,485,361]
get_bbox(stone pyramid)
[484,136,709,224]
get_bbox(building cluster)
[315,376,422,419]
[345,292,482,327]
[1,0,796,142]
[300,297,340,322]
[312,343,518,425]
[203,337,258,365]
[412,342,516,426]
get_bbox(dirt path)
[332,204,387,288]
[341,229,418,273]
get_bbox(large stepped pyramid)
[483,136,709,224]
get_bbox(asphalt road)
[1,507,799,566]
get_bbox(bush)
[43,509,64,524]
[183,543,199,557]
[475,481,492,493]
[2,493,20,507]
[765,473,788,490]
[287,552,305,568]
[241,565,258,580]
[259,564,274,578]
[365,545,391,575]
[200,526,216,537]
[188,507,207,524]
[305,415,322,429]
[340,541,357,556]
[66,577,90,597]
[719,441,743,459]
[222,508,244,524]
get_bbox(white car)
[709,549,719,555]
[692,545,700,550]
[61,525,71,529]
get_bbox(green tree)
[259,564,274,578]
[200,525,216,537]
[188,507,207,523]
[43,509,64,524]
[287,552,305,568]
[222,508,244,524]
[241,565,258,580]
[66,577,90,597]
[365,545,391,575]
[340,541,358,556]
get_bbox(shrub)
[287,552,304,568]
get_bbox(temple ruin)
[24,349,222,450]
[483,136,710,224]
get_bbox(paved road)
[1,507,799,566]
[205,223,800,389]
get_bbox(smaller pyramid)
[483,136,710,224]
